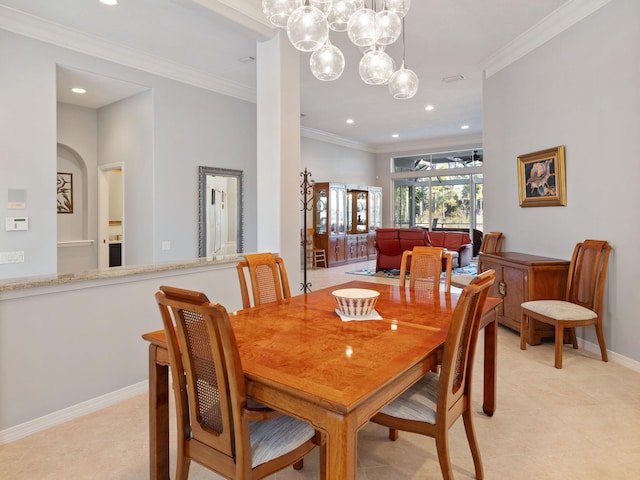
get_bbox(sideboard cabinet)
[313,182,382,267]
[479,252,570,345]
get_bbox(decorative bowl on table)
[332,288,380,317]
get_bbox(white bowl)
[332,288,380,317]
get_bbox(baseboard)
[0,381,148,445]
[577,338,640,372]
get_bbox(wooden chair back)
[399,246,453,292]
[566,239,611,314]
[237,253,291,309]
[155,286,244,476]
[439,269,494,415]
[479,231,504,254]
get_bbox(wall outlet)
[161,241,171,251]
[0,251,25,264]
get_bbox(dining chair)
[451,232,503,289]
[155,285,323,480]
[520,239,611,369]
[399,246,453,292]
[237,252,291,309]
[306,228,327,268]
[371,269,495,480]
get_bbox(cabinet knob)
[498,281,506,296]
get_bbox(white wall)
[302,136,378,185]
[98,91,154,266]
[0,30,258,280]
[0,264,243,433]
[483,0,640,361]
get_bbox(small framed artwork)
[517,145,566,207]
[57,172,73,214]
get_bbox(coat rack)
[300,168,314,293]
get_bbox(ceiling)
[1,0,571,149]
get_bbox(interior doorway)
[98,163,124,268]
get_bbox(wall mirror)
[198,166,243,258]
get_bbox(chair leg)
[520,312,528,350]
[293,459,304,470]
[554,324,564,369]
[176,452,190,480]
[462,409,484,480]
[594,322,609,362]
[435,429,455,480]
[388,428,399,441]
[569,327,578,349]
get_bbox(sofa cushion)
[398,228,430,252]
[442,232,472,251]
[374,228,402,256]
[428,231,445,246]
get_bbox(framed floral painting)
[517,146,566,207]
[57,172,73,213]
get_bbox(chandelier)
[261,0,418,99]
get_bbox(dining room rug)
[346,262,478,279]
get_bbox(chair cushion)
[451,273,475,287]
[250,415,315,468]
[521,300,597,320]
[378,371,439,424]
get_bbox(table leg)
[324,413,358,480]
[148,344,170,480]
[482,311,497,416]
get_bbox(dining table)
[142,279,501,480]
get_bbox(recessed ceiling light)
[392,134,399,138]
[99,0,118,5]
[71,87,86,94]
[461,124,470,129]
[425,105,435,111]
[346,119,354,124]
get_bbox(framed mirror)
[198,166,243,258]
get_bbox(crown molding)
[193,0,274,40]
[373,134,484,155]
[301,127,377,153]
[0,5,256,103]
[482,0,612,78]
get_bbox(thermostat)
[5,217,29,231]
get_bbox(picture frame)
[57,172,73,213]
[517,145,566,207]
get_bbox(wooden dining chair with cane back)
[155,286,323,479]
[236,252,291,309]
[520,239,611,369]
[451,232,503,289]
[399,246,453,292]
[371,269,495,480]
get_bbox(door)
[98,163,124,269]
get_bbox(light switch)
[5,217,29,231]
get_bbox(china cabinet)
[313,183,382,267]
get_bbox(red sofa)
[374,228,473,271]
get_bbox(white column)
[256,31,302,291]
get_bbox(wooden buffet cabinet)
[313,182,382,267]
[479,252,570,345]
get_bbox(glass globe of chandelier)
[261,0,418,99]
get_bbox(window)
[392,148,484,232]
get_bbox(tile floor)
[1,260,639,479]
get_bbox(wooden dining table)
[142,280,500,480]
